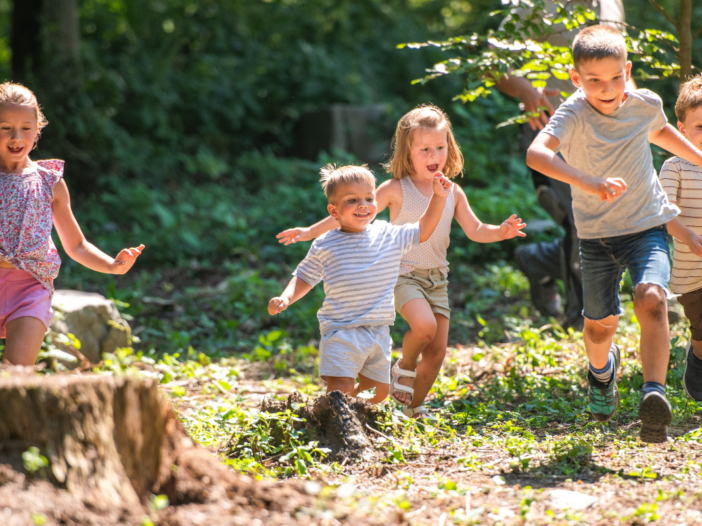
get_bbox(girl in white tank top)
[277,104,526,419]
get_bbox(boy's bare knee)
[634,283,667,319]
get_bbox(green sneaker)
[587,344,620,422]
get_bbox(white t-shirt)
[294,220,420,334]
[660,157,702,294]
[541,89,679,238]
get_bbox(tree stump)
[0,373,334,525]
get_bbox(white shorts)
[319,325,392,383]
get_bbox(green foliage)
[405,0,697,126]
[22,447,48,473]
[225,409,331,478]
[0,0,506,190]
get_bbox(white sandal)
[389,360,416,406]
[402,405,437,423]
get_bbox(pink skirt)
[0,269,52,338]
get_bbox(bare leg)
[2,316,47,365]
[394,298,437,405]
[634,283,669,384]
[326,375,389,404]
[583,315,619,369]
[326,376,355,395]
[406,314,448,410]
[350,374,389,404]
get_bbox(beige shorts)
[394,268,450,319]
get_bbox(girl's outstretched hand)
[432,172,452,198]
[500,215,527,239]
[277,227,312,245]
[111,244,145,274]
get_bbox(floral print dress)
[0,159,64,295]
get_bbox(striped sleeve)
[293,242,324,287]
[397,223,421,255]
[660,158,681,206]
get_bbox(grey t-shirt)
[541,88,679,239]
[294,220,420,335]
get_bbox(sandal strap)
[392,362,417,378]
[403,405,429,417]
[391,382,414,395]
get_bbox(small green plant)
[22,447,48,473]
[226,410,330,478]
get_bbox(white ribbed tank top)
[392,177,454,277]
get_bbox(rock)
[548,489,598,511]
[50,290,131,363]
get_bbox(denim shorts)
[579,225,670,321]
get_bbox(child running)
[660,75,702,401]
[527,26,702,442]
[277,105,526,419]
[0,82,145,366]
[269,164,452,403]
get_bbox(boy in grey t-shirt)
[268,164,452,403]
[528,25,702,443]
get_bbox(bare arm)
[277,180,398,245]
[649,124,702,169]
[668,217,702,258]
[526,133,627,202]
[268,276,314,315]
[52,179,144,274]
[453,185,526,242]
[494,74,559,131]
[417,175,451,242]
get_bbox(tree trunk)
[42,0,81,68]
[0,374,330,525]
[10,0,43,81]
[0,375,163,508]
[677,0,692,80]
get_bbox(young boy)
[268,164,451,403]
[660,75,702,401]
[527,25,702,443]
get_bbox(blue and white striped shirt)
[294,220,420,334]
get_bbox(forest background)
[1,0,700,359]
[6,3,702,524]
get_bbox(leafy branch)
[401,0,687,126]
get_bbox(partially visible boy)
[660,75,702,401]
[527,25,702,442]
[268,164,451,403]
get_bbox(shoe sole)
[639,393,672,444]
[591,389,619,422]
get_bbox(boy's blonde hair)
[384,104,463,180]
[0,82,48,146]
[572,25,627,68]
[320,164,376,203]
[675,74,702,123]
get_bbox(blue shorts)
[579,225,670,321]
